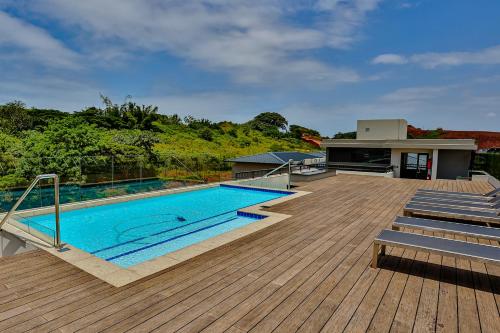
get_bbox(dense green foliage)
[0,101,33,134]
[0,97,317,188]
[289,125,321,139]
[333,131,356,139]
[473,153,500,179]
[249,112,289,138]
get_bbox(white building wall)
[431,149,439,180]
[357,119,408,140]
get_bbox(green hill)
[0,99,318,188]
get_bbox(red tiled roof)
[301,135,322,147]
[408,125,500,149]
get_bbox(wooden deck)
[0,175,498,332]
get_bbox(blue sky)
[0,0,499,135]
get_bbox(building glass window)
[328,148,391,165]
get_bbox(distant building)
[226,151,325,178]
[321,119,478,180]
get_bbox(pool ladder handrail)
[0,174,61,248]
[264,159,293,189]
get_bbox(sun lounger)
[414,192,500,204]
[410,197,500,210]
[392,216,500,242]
[404,202,500,226]
[372,229,500,268]
[417,187,500,199]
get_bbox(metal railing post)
[0,174,62,249]
[111,156,115,188]
[288,159,292,189]
[139,156,143,183]
[53,175,61,248]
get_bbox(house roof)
[226,151,325,164]
[408,126,500,150]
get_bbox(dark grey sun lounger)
[392,216,500,242]
[414,192,500,204]
[372,229,500,268]
[404,203,500,226]
[417,187,500,199]
[410,197,500,210]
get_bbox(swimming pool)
[19,185,290,267]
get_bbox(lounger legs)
[371,243,380,268]
[372,243,386,268]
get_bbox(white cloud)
[371,54,408,64]
[324,84,500,132]
[8,0,380,85]
[0,73,100,111]
[398,1,421,9]
[0,11,79,68]
[379,86,450,102]
[372,45,500,68]
[315,0,382,48]
[410,45,500,68]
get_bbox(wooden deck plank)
[254,182,418,333]
[363,248,417,333]
[176,180,407,333]
[455,234,481,333]
[412,239,442,333]
[155,193,381,333]
[318,246,404,332]
[435,233,458,333]
[472,237,500,333]
[0,175,496,333]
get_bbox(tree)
[184,115,221,131]
[333,131,356,139]
[157,114,182,125]
[199,128,214,141]
[20,117,104,181]
[28,108,68,130]
[0,101,33,134]
[121,101,159,130]
[0,133,22,177]
[75,95,159,130]
[108,130,159,160]
[252,112,288,131]
[289,125,320,139]
[227,128,238,138]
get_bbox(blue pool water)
[20,185,289,267]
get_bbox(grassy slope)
[153,122,317,158]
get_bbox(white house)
[321,119,478,180]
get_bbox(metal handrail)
[264,159,293,189]
[263,159,292,178]
[0,174,61,248]
[170,155,205,182]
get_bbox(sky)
[0,0,499,135]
